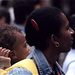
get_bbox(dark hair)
[13,0,41,24]
[26,0,41,14]
[0,7,10,24]
[27,0,41,6]
[25,6,65,51]
[13,0,27,24]
[69,14,75,49]
[0,24,22,50]
[1,0,9,8]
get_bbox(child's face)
[13,32,30,62]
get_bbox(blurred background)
[0,0,74,18]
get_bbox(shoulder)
[66,62,75,75]
[7,67,33,75]
[68,62,75,70]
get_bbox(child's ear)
[9,50,17,61]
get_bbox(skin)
[0,17,6,25]
[56,13,74,53]
[43,12,74,66]
[0,47,10,57]
[0,31,30,63]
[34,4,41,10]
[10,32,30,62]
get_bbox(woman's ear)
[9,50,17,61]
[51,34,60,47]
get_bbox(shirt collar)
[27,49,65,75]
[27,49,52,75]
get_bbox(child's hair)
[0,24,22,50]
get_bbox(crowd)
[0,0,75,75]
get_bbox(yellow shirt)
[1,59,38,75]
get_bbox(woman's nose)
[70,28,74,34]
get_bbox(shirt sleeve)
[7,67,33,75]
[66,62,75,75]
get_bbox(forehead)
[61,13,69,24]
[60,13,69,28]
[13,32,26,49]
[16,32,25,41]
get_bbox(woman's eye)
[67,27,69,30]
[67,26,70,30]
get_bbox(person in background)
[63,14,75,75]
[0,24,30,65]
[12,0,42,52]
[7,6,74,75]
[0,7,10,25]
[12,0,41,35]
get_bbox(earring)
[55,43,59,47]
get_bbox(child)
[0,24,30,66]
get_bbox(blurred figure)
[0,7,10,25]
[0,0,11,8]
[63,14,75,75]
[52,0,62,9]
[26,0,41,10]
[69,0,75,16]
[12,0,41,35]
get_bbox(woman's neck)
[43,48,59,66]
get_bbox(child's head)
[0,24,30,63]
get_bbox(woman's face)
[57,13,74,52]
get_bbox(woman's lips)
[71,38,73,44]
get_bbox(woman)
[7,6,74,75]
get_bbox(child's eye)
[24,43,27,47]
